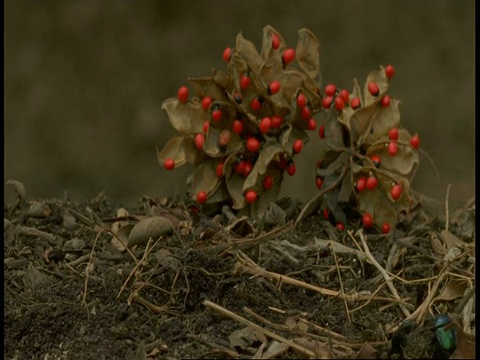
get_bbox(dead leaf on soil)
[6,179,26,207]
[154,248,181,271]
[127,217,173,248]
[4,219,15,247]
[228,326,267,352]
[62,209,77,229]
[440,230,465,251]
[259,340,288,359]
[23,262,54,289]
[434,279,470,302]
[27,200,52,218]
[292,338,334,359]
[431,232,447,255]
[355,342,378,359]
[314,237,366,262]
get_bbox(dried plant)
[157,26,420,232]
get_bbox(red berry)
[325,84,336,97]
[164,158,175,171]
[282,48,295,65]
[362,213,373,228]
[368,82,380,96]
[263,175,273,190]
[278,155,288,170]
[292,139,303,153]
[381,222,391,234]
[315,176,324,189]
[356,177,367,192]
[336,222,345,231]
[212,108,222,122]
[388,128,399,141]
[366,175,378,190]
[286,161,296,176]
[235,160,245,174]
[268,81,281,95]
[271,33,280,50]
[177,86,189,103]
[380,95,391,108]
[216,162,224,178]
[296,93,307,108]
[316,160,323,169]
[319,124,325,139]
[323,208,329,221]
[339,89,350,104]
[350,97,361,109]
[390,183,403,200]
[196,191,207,204]
[387,141,398,156]
[245,190,258,203]
[334,97,345,111]
[301,106,312,120]
[307,118,316,131]
[242,161,253,177]
[195,133,205,150]
[370,155,381,168]
[233,119,244,135]
[259,117,272,133]
[202,121,209,133]
[201,96,213,111]
[240,73,250,90]
[410,134,420,149]
[322,96,333,109]
[233,92,242,104]
[385,64,395,79]
[250,96,263,111]
[222,47,232,62]
[271,115,283,128]
[218,129,232,148]
[246,137,260,152]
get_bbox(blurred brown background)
[5,0,475,211]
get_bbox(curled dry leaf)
[156,137,187,168]
[27,201,51,218]
[296,28,321,86]
[6,179,26,205]
[127,217,173,248]
[161,98,207,134]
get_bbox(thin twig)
[203,300,316,358]
[235,250,411,306]
[355,230,411,317]
[331,244,351,323]
[204,221,294,255]
[82,228,105,316]
[445,183,451,232]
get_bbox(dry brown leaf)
[6,179,26,205]
[156,137,187,168]
[440,230,465,251]
[296,28,321,85]
[355,343,378,359]
[127,217,173,248]
[228,326,267,351]
[431,232,447,255]
[434,279,469,302]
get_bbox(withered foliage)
[157,26,419,231]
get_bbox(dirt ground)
[4,187,475,359]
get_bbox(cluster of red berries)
[314,64,420,233]
[159,28,421,233]
[159,26,322,214]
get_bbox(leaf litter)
[4,182,475,359]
